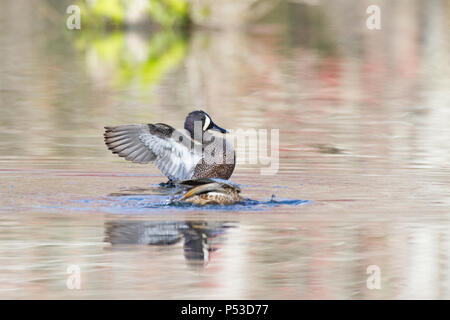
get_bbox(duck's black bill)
[211,123,228,134]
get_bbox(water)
[1,0,450,299]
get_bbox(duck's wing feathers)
[104,123,202,181]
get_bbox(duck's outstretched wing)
[104,123,201,181]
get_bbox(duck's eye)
[203,115,211,131]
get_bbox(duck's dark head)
[184,110,228,137]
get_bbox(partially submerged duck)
[104,110,241,205]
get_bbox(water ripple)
[67,194,309,213]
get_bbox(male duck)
[104,111,240,204]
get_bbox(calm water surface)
[1,0,450,299]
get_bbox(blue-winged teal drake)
[104,110,236,182]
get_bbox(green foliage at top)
[148,0,189,27]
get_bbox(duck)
[104,110,236,183]
[178,178,243,205]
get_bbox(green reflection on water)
[74,29,187,90]
[78,0,189,27]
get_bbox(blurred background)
[0,0,450,299]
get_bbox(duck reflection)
[105,220,234,265]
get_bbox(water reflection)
[74,29,187,91]
[105,220,233,266]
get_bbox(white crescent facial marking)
[203,116,211,131]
